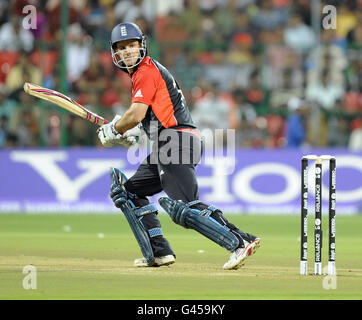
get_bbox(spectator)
[244,71,269,114]
[67,90,99,146]
[11,0,33,16]
[347,12,362,50]
[306,29,348,87]
[45,0,79,41]
[82,0,106,36]
[248,116,270,148]
[5,132,18,147]
[192,82,231,130]
[327,116,350,147]
[155,12,188,56]
[234,0,257,10]
[227,36,254,66]
[251,0,289,30]
[227,13,258,89]
[283,13,315,53]
[182,0,203,38]
[348,119,362,151]
[197,0,227,13]
[0,0,9,25]
[112,89,131,117]
[0,0,358,149]
[157,0,184,16]
[230,11,258,46]
[85,90,113,124]
[265,114,286,148]
[285,97,306,147]
[269,69,303,111]
[343,76,362,114]
[0,115,8,148]
[88,4,116,50]
[5,51,42,93]
[9,91,40,147]
[233,88,259,147]
[67,116,93,146]
[114,0,154,23]
[0,85,17,120]
[0,16,34,52]
[74,52,106,96]
[66,23,92,83]
[16,109,39,147]
[305,70,344,110]
[212,0,237,39]
[336,4,357,40]
[191,82,235,148]
[173,49,204,91]
[203,50,237,91]
[293,0,311,25]
[44,113,61,147]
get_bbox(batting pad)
[110,168,155,266]
[159,197,239,252]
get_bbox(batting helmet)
[110,22,147,70]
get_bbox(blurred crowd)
[0,0,361,149]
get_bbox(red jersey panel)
[130,56,196,139]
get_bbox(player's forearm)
[114,112,140,133]
[114,102,148,133]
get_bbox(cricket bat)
[23,82,108,126]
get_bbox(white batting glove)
[98,115,141,148]
[111,114,122,125]
[123,123,147,145]
[123,124,143,141]
[98,122,123,147]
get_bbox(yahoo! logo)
[4,151,362,213]
[10,151,123,202]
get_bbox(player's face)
[115,40,141,68]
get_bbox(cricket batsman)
[97,22,260,270]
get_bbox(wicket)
[300,155,336,276]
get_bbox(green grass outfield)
[0,213,361,300]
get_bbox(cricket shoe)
[223,238,261,270]
[134,255,175,267]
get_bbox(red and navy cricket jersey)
[129,56,197,139]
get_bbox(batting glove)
[98,122,122,147]
[122,124,144,146]
[110,115,136,147]
[111,114,122,125]
[98,114,125,147]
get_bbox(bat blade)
[23,82,108,126]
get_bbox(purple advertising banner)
[0,148,361,214]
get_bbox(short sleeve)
[131,68,158,106]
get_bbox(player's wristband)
[111,123,121,136]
